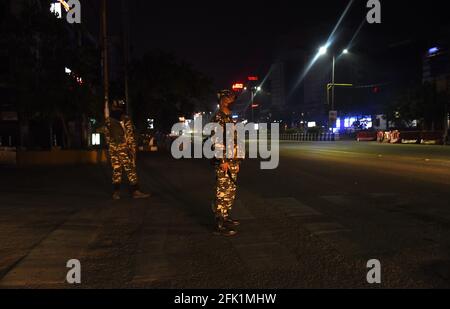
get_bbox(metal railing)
[279,133,340,142]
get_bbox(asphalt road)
[0,141,449,288]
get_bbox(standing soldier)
[212,90,242,237]
[104,99,150,200]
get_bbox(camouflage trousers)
[213,162,239,219]
[109,143,138,186]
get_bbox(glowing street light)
[318,45,328,56]
[317,45,350,117]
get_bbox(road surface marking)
[265,197,323,217]
[0,206,105,287]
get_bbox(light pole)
[318,46,350,127]
[251,89,255,123]
[122,0,130,114]
[101,0,109,107]
[250,86,262,123]
[332,54,336,111]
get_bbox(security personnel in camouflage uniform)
[212,90,241,237]
[104,99,150,200]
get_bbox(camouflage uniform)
[104,115,138,187]
[212,110,240,220]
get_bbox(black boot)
[112,183,121,200]
[214,216,238,237]
[225,218,240,227]
[130,184,151,199]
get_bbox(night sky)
[83,0,450,89]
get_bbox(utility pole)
[101,0,109,108]
[444,101,449,145]
[331,55,336,111]
[122,0,131,114]
[251,89,254,123]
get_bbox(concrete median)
[16,149,108,167]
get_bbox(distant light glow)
[232,83,244,91]
[50,3,62,18]
[65,67,71,74]
[256,86,262,92]
[307,122,316,128]
[342,49,349,54]
[428,47,439,55]
[318,46,328,56]
[92,133,101,146]
[147,118,154,130]
[337,116,373,130]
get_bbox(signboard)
[329,110,338,127]
[248,76,259,81]
[232,83,244,91]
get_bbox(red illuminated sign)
[248,76,259,81]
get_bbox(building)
[423,41,450,135]
[1,0,101,150]
[423,44,450,89]
[266,48,308,127]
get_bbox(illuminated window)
[92,133,101,146]
[147,118,154,130]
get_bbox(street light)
[318,45,328,56]
[318,46,349,111]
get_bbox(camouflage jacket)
[212,110,240,164]
[104,115,136,150]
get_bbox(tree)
[5,2,101,149]
[384,82,449,131]
[129,50,214,133]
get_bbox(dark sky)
[83,0,450,88]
